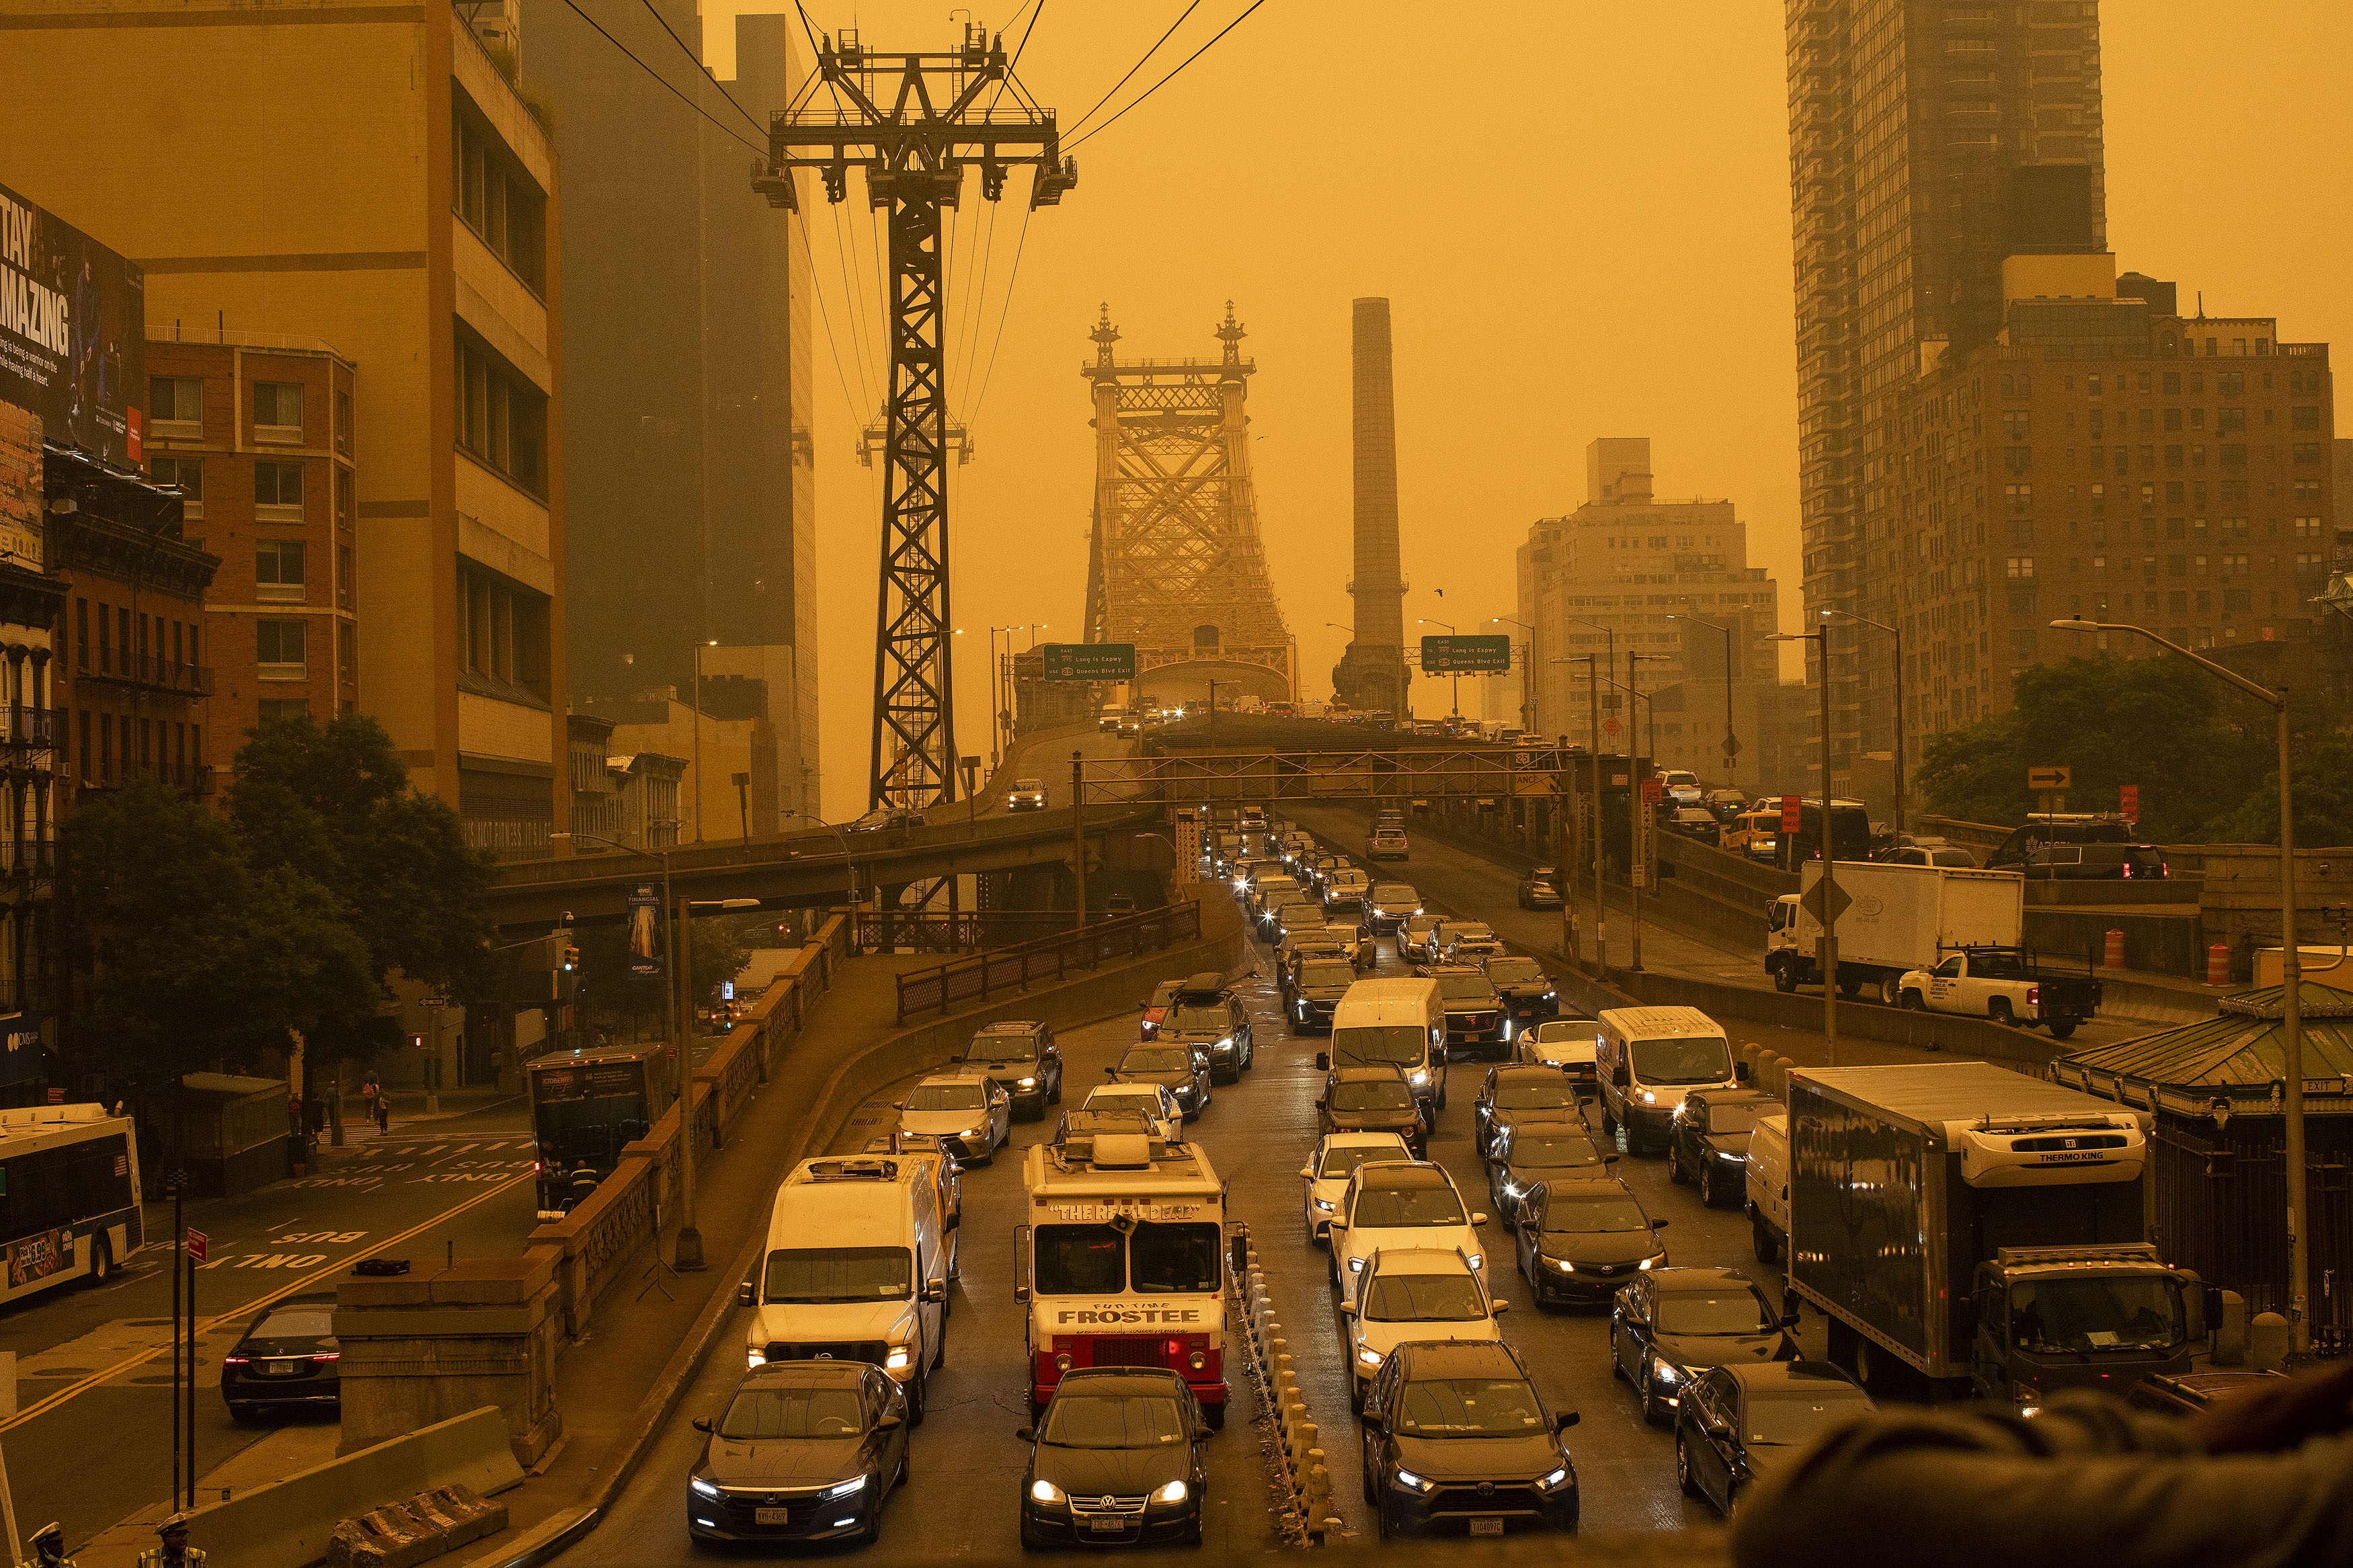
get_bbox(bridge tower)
[1083,304,1294,708]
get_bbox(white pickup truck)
[1894,950,2102,1039]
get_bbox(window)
[2163,407,2182,431]
[76,710,89,780]
[2218,406,2247,432]
[2163,372,2182,396]
[2006,557,2035,579]
[2005,483,2032,513]
[2292,444,2323,466]
[2221,444,2247,470]
[255,460,303,515]
[253,381,304,442]
[256,619,306,679]
[335,467,354,527]
[452,96,547,290]
[2004,446,2032,474]
[2137,373,2154,394]
[257,698,309,725]
[454,336,548,495]
[2225,588,2251,614]
[335,389,352,454]
[256,540,306,602]
[2008,629,2038,662]
[456,560,552,700]
[151,456,202,519]
[337,544,354,609]
[149,376,202,434]
[2165,445,2183,468]
[338,620,357,684]
[2003,411,2031,440]
[2006,587,2037,616]
[2007,520,2034,546]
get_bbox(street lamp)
[1417,618,1460,718]
[783,809,859,910]
[691,639,717,842]
[1821,608,1905,835]
[1488,616,1537,735]
[1769,625,1838,1066]
[2052,615,2311,1343]
[1668,612,1737,788]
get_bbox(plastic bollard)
[2104,930,2126,968]
[2212,1290,2249,1366]
[2249,1311,2290,1372]
[2207,943,2232,987]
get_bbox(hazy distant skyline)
[690,2,2352,817]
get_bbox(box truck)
[1765,861,2022,1005]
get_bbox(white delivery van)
[1593,1006,1745,1157]
[740,1154,952,1423]
[1318,977,1448,1117]
[1745,1111,1790,1266]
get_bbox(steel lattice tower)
[1083,304,1293,705]
[758,26,1073,809]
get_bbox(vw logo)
[1099,1496,1115,1510]
[1477,1481,1495,1497]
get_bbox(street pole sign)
[186,1229,208,1265]
[1780,794,1802,833]
[1419,634,1511,673]
[1800,875,1853,928]
[2119,783,2140,823]
[2026,766,2072,790]
[1040,643,1136,681]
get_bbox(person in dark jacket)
[1732,1362,2353,1568]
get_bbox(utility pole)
[760,26,1074,813]
[1070,749,1086,931]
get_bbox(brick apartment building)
[147,335,360,745]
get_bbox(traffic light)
[562,942,579,973]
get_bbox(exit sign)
[1421,634,1511,674]
[1040,643,1135,681]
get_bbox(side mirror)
[1471,1212,1489,1227]
[1781,1311,1802,1328]
[1338,1301,1357,1317]
[1652,1219,1670,1231]
[922,1280,947,1303]
[1328,1219,1348,1233]
[1554,1411,1580,1432]
[1014,1426,1035,1442]
[1359,1411,1384,1431]
[692,1417,713,1433]
[1735,1061,1753,1083]
[1314,1053,1330,1071]
[944,1210,960,1233]
[737,1281,755,1307]
[1298,1165,1314,1180]
[1014,1284,1031,1303]
[878,1411,904,1431]
[1603,1153,1620,1163]
[1492,1301,1511,1316]
[891,1100,906,1110]
[1104,1066,1117,1077]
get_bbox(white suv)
[1328,1160,1488,1307]
[1339,1245,1507,1409]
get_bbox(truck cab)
[1966,1243,2200,1411]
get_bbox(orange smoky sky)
[699,2,2353,817]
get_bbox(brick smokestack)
[1332,296,1408,713]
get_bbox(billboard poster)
[0,181,145,466]
[627,882,664,977]
[6,1228,67,1290]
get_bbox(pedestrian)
[24,1520,75,1568]
[136,1517,202,1568]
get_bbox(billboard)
[627,882,665,977]
[0,181,145,466]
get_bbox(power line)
[1066,0,1268,153]
[965,198,1033,427]
[554,0,766,157]
[631,0,766,136]
[1065,1,1197,137]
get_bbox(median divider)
[1230,1221,1338,1546]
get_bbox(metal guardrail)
[893,900,1201,1024]
[1231,1221,1336,1546]
[853,908,1092,954]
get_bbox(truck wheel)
[1771,964,1798,995]
[1990,999,2017,1028]
[1751,1215,1781,1265]
[1900,990,1926,1012]
[1878,975,1903,1006]
[2048,1020,2079,1040]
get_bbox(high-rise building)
[1517,438,1782,757]
[0,0,572,856]
[529,5,818,829]
[1785,0,2106,791]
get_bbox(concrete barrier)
[177,1407,522,1568]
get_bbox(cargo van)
[740,1154,952,1424]
[1316,977,1447,1118]
[1593,1006,1745,1157]
[1744,1112,1789,1265]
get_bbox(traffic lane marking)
[0,1170,531,1432]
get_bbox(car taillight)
[2028,985,2041,1006]
[223,1356,250,1365]
[313,1353,340,1362]
[2121,863,2133,878]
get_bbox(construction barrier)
[1229,1222,1338,1546]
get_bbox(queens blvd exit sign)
[1420,634,1511,673]
[1040,643,1135,681]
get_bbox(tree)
[2208,736,2353,848]
[68,782,376,1093]
[229,712,497,999]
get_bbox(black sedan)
[1472,1065,1585,1156]
[1611,1268,1800,1426]
[1318,1066,1428,1159]
[1485,1120,1614,1223]
[1484,956,1560,1032]
[1675,1361,1874,1517]
[1018,1368,1209,1548]
[1284,956,1357,1035]
[1667,1087,1778,1208]
[1107,1044,1212,1117]
[687,1360,909,1545]
[221,1292,340,1422]
[1514,1178,1668,1307]
[1516,866,1564,909]
[1358,1339,1579,1540]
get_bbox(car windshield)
[1541,1194,1650,1234]
[1371,885,1417,903]
[1330,1080,1414,1112]
[1487,959,1546,983]
[1041,1392,1191,1449]
[1123,1048,1195,1073]
[1435,975,1497,1003]
[1164,1005,1229,1034]
[1363,1273,1486,1323]
[1352,1182,1467,1228]
[1088,1089,1162,1113]
[1704,1104,1761,1136]
[253,1306,335,1339]
[1395,1377,1548,1437]
[1016,779,1042,790]
[719,1385,867,1440]
[1743,1387,1877,1446]
[1509,1134,1602,1169]
[762,1247,912,1304]
[2010,1277,2186,1355]
[1632,1034,1733,1086]
[1319,1143,1406,1179]
[1494,1081,1577,1110]
[905,1081,987,1111]
[969,1033,1040,1062]
[1529,1022,1591,1044]
[1333,1025,1426,1067]
[1402,915,1438,932]
[1657,1289,1779,1336]
[1299,960,1357,987]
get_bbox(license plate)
[1470,1518,1505,1536]
[1088,1518,1128,1533]
[267,1360,297,1374]
[1516,1007,1535,1017]
[754,1508,792,1526]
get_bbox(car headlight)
[1502,1178,1524,1197]
[1356,1346,1385,1368]
[1465,1253,1483,1272]
[1652,1361,1684,1386]
[1392,1468,1435,1495]
[1639,1254,1662,1270]
[1409,1069,1430,1086]
[1018,1077,1037,1088]
[1152,1480,1189,1504]
[1537,1466,1573,1491]
[1031,1478,1067,1505]
[746,1350,766,1368]
[822,1475,869,1499]
[885,1345,913,1371]
[1053,1352,1074,1372]
[1314,1198,1336,1212]
[1348,1255,1365,1272]
[1543,991,1556,1001]
[1214,1036,1234,1051]
[1640,1090,1657,1106]
[691,1477,725,1499]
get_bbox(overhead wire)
[1064,0,1197,138]
[1065,0,1269,153]
[965,195,1033,429]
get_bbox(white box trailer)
[1766,861,2023,1005]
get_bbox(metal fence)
[893,900,1201,1024]
[854,908,1090,954]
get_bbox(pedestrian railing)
[893,901,1202,1024]
[1230,1222,1338,1546]
[853,907,1087,954]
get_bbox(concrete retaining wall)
[176,1407,522,1568]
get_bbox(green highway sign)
[1041,643,1136,681]
[1421,634,1512,674]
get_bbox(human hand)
[2186,1362,2353,1456]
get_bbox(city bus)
[529,1046,675,1222]
[0,1103,143,1304]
